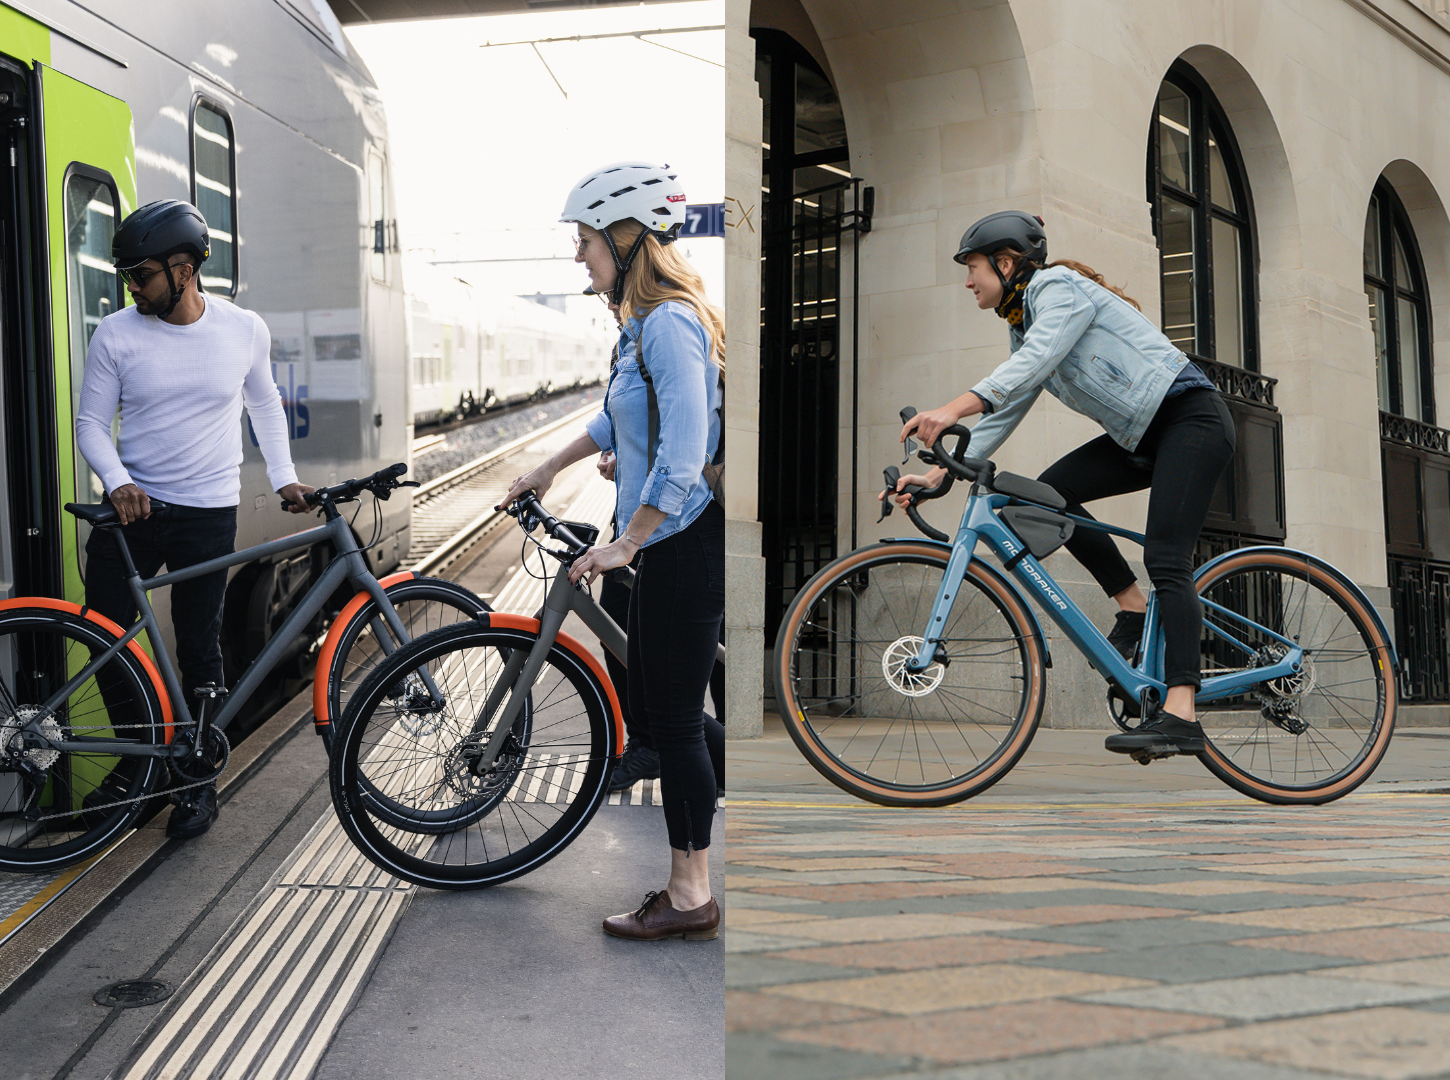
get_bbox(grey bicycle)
[0,463,488,872]
[328,490,727,890]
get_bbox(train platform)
[727,717,1450,1079]
[0,419,723,1080]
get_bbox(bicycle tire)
[317,576,523,833]
[1193,548,1396,805]
[330,621,617,889]
[773,542,1047,806]
[0,608,167,871]
[317,575,491,743]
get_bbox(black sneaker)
[608,742,661,792]
[166,784,219,839]
[1107,610,1146,660]
[1104,712,1204,756]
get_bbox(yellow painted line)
[0,841,119,946]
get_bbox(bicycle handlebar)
[877,406,995,541]
[279,462,417,512]
[512,491,594,554]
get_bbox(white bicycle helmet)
[560,161,688,304]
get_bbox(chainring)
[168,728,231,784]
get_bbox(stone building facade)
[724,0,1450,736]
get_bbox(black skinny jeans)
[626,500,725,852]
[1037,388,1235,689]
[85,505,238,708]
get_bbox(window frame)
[1365,178,1435,425]
[188,93,240,297]
[1147,60,1260,372]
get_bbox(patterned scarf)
[995,276,1029,327]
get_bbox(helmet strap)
[157,262,186,319]
[601,227,652,307]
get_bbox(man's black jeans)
[85,504,238,707]
[1037,388,1235,690]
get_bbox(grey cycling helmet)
[953,210,1047,266]
[113,200,210,317]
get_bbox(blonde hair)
[590,219,726,372]
[993,251,1143,311]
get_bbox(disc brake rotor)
[882,636,945,697]
[443,734,522,801]
[1252,643,1316,734]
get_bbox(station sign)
[682,203,726,238]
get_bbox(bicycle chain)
[16,731,229,823]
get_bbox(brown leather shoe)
[602,890,720,941]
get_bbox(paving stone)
[776,999,1223,1065]
[726,955,877,990]
[861,1043,1358,1079]
[1237,928,1450,962]
[1018,942,1351,983]
[726,929,826,953]
[1167,1006,1450,1078]
[764,963,1151,1014]
[1079,971,1450,1020]
[725,1033,912,1080]
[1193,905,1433,932]
[763,912,1033,944]
[725,991,881,1032]
[996,915,1284,951]
[1317,959,1450,988]
[774,935,1100,972]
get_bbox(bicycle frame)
[35,508,414,759]
[905,489,1305,710]
[468,556,729,772]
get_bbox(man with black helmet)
[76,199,314,839]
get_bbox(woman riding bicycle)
[499,161,725,940]
[893,211,1235,757]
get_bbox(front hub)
[882,636,945,697]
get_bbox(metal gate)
[759,177,870,641]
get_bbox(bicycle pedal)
[1129,748,1179,765]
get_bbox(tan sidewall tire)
[774,543,1047,807]
[1194,551,1396,805]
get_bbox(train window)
[63,165,123,562]
[368,148,389,283]
[191,98,238,296]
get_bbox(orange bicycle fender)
[480,612,625,758]
[0,597,175,743]
[312,570,418,728]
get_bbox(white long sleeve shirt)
[75,297,299,508]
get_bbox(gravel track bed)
[412,386,605,485]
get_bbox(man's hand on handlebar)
[278,482,317,514]
[109,483,151,525]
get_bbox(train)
[405,259,613,429]
[0,1,414,717]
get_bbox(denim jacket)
[966,265,1190,459]
[586,301,722,547]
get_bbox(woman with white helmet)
[500,162,725,941]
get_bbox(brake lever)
[899,405,919,464]
[877,465,926,523]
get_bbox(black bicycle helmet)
[112,200,211,268]
[953,210,1047,266]
[112,201,210,317]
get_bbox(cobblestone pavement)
[726,725,1450,1079]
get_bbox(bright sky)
[346,1,724,306]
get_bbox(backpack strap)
[624,315,724,478]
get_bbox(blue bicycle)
[773,410,1398,807]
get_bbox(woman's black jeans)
[1037,388,1235,689]
[626,500,725,852]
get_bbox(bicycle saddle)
[66,502,120,526]
[991,473,1067,511]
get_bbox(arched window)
[1365,180,1434,423]
[1147,62,1257,370]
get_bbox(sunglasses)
[117,262,185,288]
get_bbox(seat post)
[107,525,139,578]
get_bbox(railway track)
[403,400,600,575]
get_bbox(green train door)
[43,65,135,605]
[1,9,134,605]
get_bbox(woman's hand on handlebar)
[901,404,964,450]
[884,467,947,509]
[498,465,557,511]
[568,536,635,587]
[277,482,317,514]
